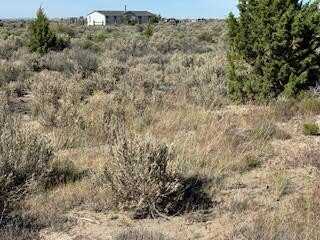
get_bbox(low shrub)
[0,105,53,225]
[303,122,319,136]
[31,70,85,129]
[52,23,76,38]
[69,47,98,78]
[54,34,71,51]
[144,24,155,38]
[103,134,213,219]
[80,92,126,145]
[94,30,109,42]
[198,32,215,43]
[44,158,86,189]
[71,38,101,52]
[0,64,28,88]
[4,81,27,98]
[271,95,320,121]
[136,25,145,33]
[38,50,74,73]
[0,37,23,60]
[30,71,66,127]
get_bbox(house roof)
[89,10,155,17]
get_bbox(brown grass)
[1,20,320,240]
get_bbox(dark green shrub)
[303,122,319,136]
[94,31,109,42]
[55,34,70,51]
[149,15,161,24]
[144,24,154,38]
[228,0,320,102]
[28,8,57,54]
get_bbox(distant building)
[87,10,155,25]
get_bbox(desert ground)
[1,20,320,240]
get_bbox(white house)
[87,10,156,26]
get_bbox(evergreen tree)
[228,0,320,101]
[28,7,57,54]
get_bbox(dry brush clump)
[31,70,84,128]
[0,63,29,91]
[103,133,213,219]
[0,37,24,60]
[25,47,98,77]
[0,97,53,226]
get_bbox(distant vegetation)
[0,2,320,239]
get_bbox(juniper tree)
[228,0,320,102]
[28,7,57,54]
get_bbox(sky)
[0,0,238,19]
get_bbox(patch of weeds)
[245,156,261,170]
[270,98,299,122]
[273,171,291,200]
[250,121,290,141]
[303,122,319,136]
[44,158,88,189]
[185,210,214,224]
[229,195,249,213]
[233,154,262,174]
[298,94,320,116]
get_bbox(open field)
[1,20,320,239]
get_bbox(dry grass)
[233,184,320,240]
[1,20,320,240]
[114,229,172,240]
